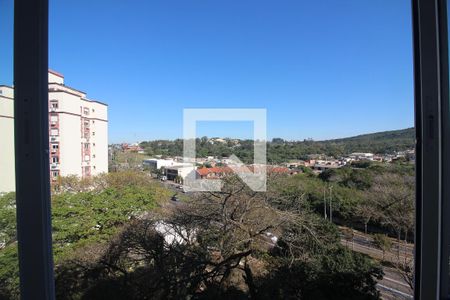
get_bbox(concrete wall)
[0,86,14,98]
[59,112,83,177]
[0,92,15,192]
[90,118,108,175]
[48,71,64,84]
[51,83,108,178]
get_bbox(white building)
[0,85,15,192]
[348,152,374,161]
[165,164,196,181]
[0,70,108,192]
[142,158,196,182]
[143,158,178,170]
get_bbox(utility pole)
[329,185,333,223]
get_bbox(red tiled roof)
[268,166,290,173]
[196,166,290,177]
[196,168,210,176]
[196,167,232,176]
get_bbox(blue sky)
[0,0,413,143]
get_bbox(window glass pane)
[0,0,19,298]
[47,1,415,299]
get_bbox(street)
[340,228,413,299]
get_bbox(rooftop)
[48,69,64,78]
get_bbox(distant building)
[196,165,293,179]
[196,167,232,179]
[0,70,108,192]
[143,158,179,170]
[47,70,108,180]
[349,152,374,161]
[165,165,196,181]
[121,143,144,153]
[313,160,341,172]
[284,160,306,169]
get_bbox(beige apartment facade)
[0,70,108,193]
[0,85,15,192]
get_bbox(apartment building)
[0,70,108,192]
[0,85,15,192]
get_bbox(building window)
[50,100,58,109]
[92,132,95,136]
[92,108,95,112]
[84,166,91,176]
[84,143,90,149]
[52,171,59,178]
[93,154,96,158]
[50,115,58,127]
[83,107,89,115]
[50,129,59,136]
[51,156,59,163]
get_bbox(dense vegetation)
[138,127,414,163]
[51,175,383,299]
[0,172,171,299]
[0,160,414,299]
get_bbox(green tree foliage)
[0,171,171,298]
[0,193,16,247]
[1,164,412,299]
[258,248,382,300]
[319,166,373,190]
[270,173,363,221]
[372,234,392,260]
[51,176,382,299]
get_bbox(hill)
[311,127,415,154]
[327,127,414,144]
[138,128,415,163]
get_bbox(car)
[171,195,179,202]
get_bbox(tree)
[342,227,355,250]
[372,234,392,261]
[174,175,183,184]
[0,193,16,247]
[394,255,414,290]
[356,200,377,234]
[50,174,383,299]
[366,174,414,261]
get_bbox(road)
[377,267,413,299]
[340,228,414,299]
